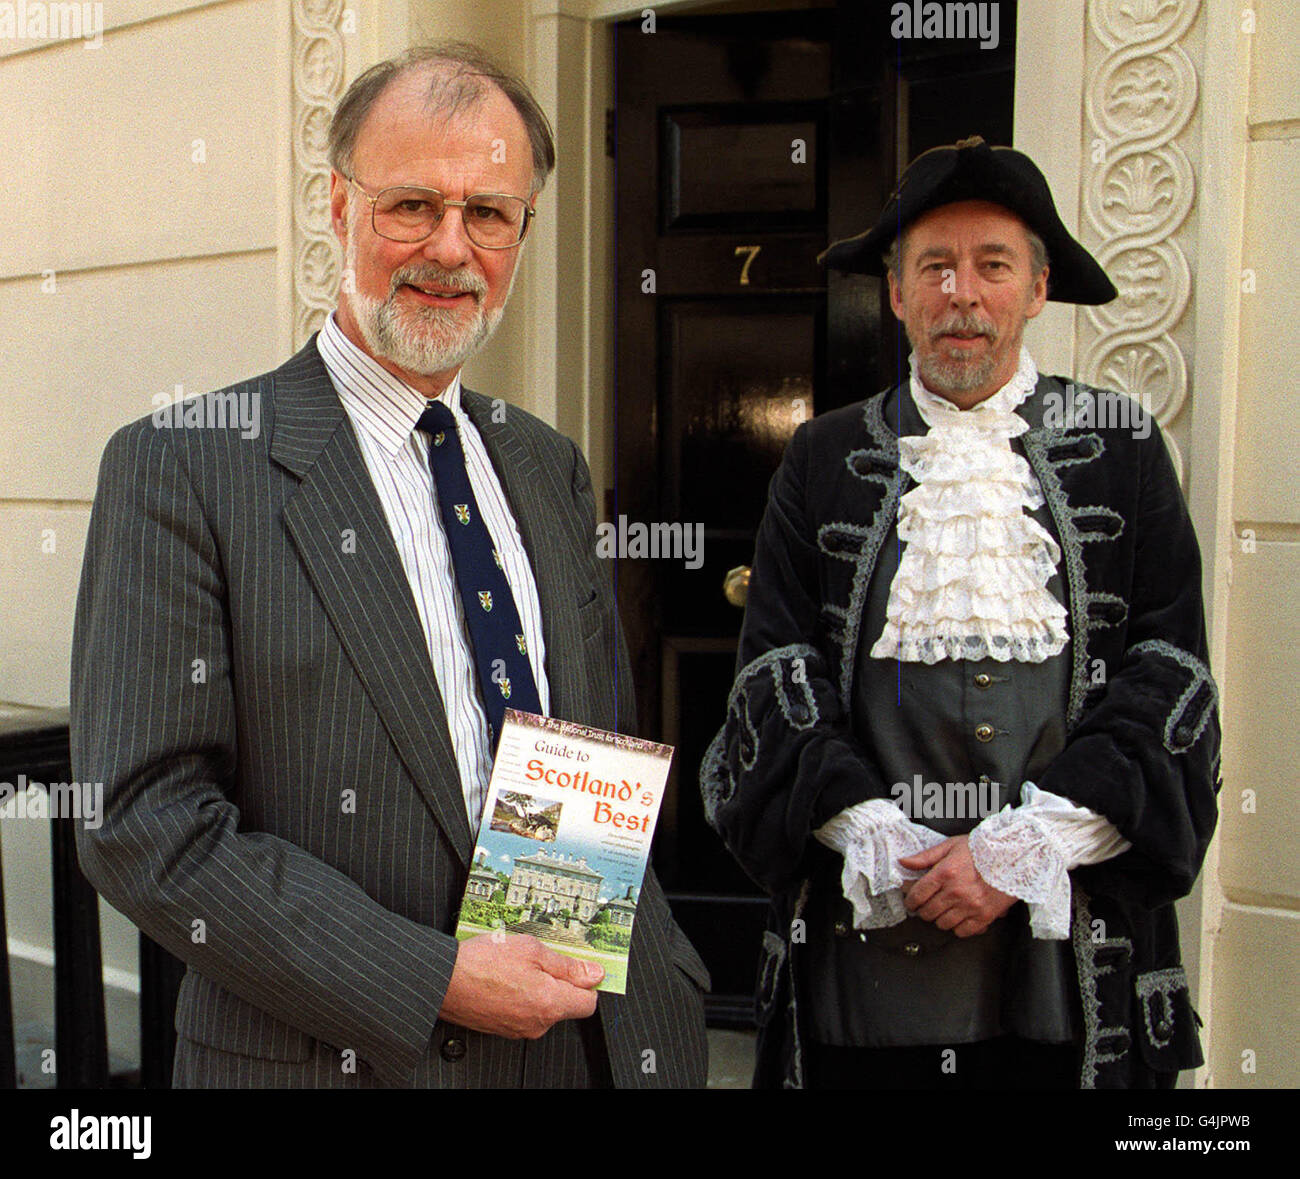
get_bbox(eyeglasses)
[342,173,534,249]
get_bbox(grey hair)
[883,225,1049,280]
[328,41,556,194]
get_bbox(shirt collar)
[316,312,463,461]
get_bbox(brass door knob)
[723,565,751,607]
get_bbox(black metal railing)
[0,708,184,1088]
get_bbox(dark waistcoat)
[803,383,1076,1047]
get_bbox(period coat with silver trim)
[702,373,1220,1088]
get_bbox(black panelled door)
[613,3,1016,1026]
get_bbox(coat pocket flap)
[1134,966,1203,1073]
[174,969,315,1063]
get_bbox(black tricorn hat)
[819,136,1117,305]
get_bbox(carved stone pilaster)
[1079,0,1202,483]
[292,0,346,349]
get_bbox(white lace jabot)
[871,347,1069,664]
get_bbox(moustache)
[930,314,996,342]
[389,266,487,300]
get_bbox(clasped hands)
[899,833,1017,938]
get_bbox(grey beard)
[349,283,504,377]
[912,312,1000,395]
[915,344,999,395]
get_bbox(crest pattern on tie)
[417,399,542,748]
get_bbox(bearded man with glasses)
[71,41,709,1090]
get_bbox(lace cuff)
[814,800,948,930]
[969,782,1131,940]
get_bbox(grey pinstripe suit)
[70,339,709,1088]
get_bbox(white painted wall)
[1208,0,1300,1092]
[1,0,290,1067]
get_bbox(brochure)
[454,709,673,995]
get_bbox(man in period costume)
[702,137,1219,1089]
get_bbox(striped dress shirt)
[317,313,550,825]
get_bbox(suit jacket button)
[974,673,992,688]
[975,723,995,742]
[834,921,850,937]
[441,1036,468,1062]
[902,941,921,957]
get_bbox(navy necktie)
[417,399,542,749]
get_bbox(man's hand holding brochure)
[452,710,674,998]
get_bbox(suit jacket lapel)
[270,341,475,868]
[460,389,587,723]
